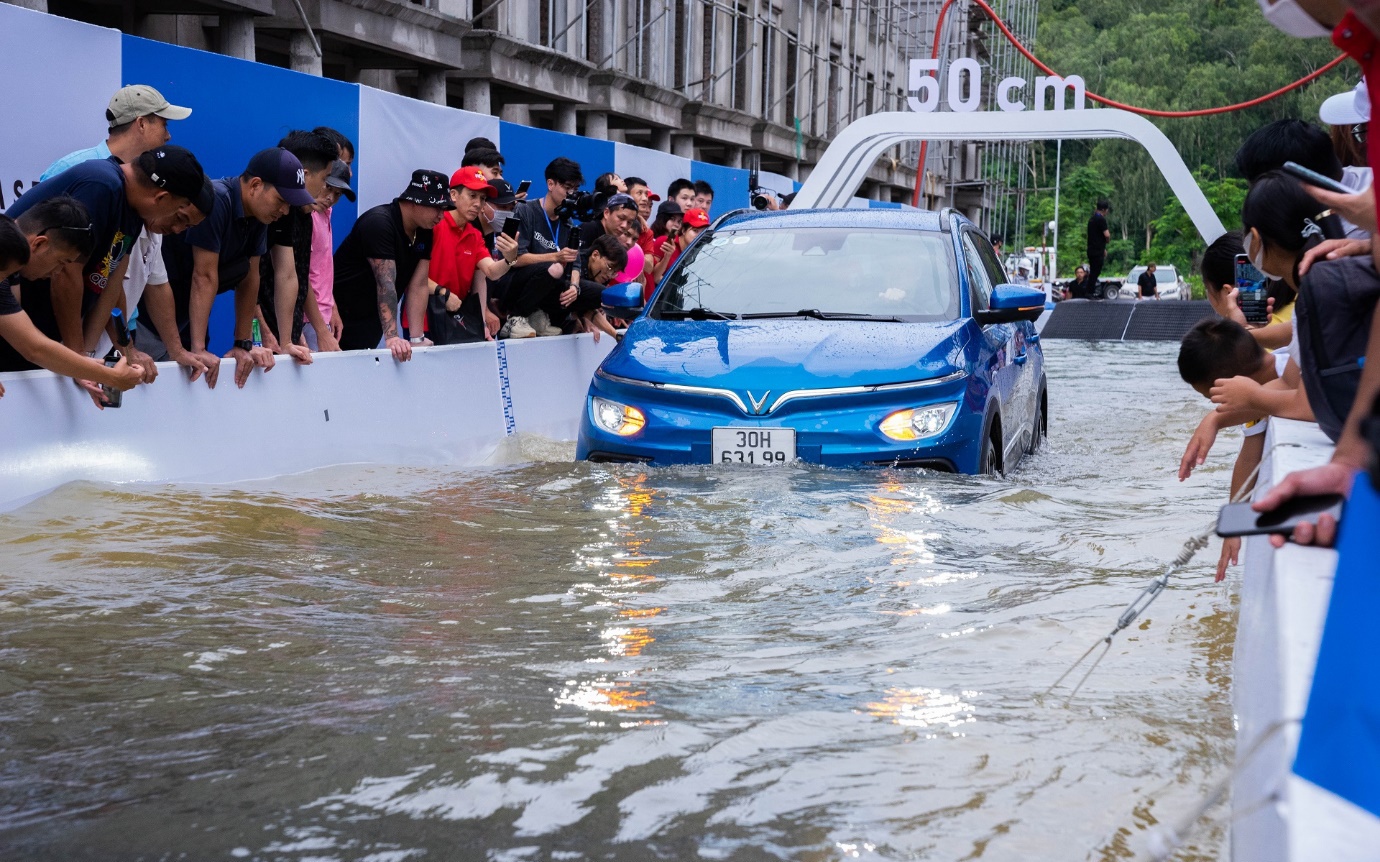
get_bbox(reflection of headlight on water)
[865,687,976,729]
[554,677,654,713]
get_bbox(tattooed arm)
[370,257,411,361]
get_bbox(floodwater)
[0,342,1240,861]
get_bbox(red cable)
[911,0,1351,205]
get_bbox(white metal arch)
[793,110,1226,244]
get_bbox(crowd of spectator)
[1169,0,1380,568]
[0,87,714,400]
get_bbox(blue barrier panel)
[122,35,360,352]
[690,162,750,220]
[498,122,616,201]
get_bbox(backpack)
[1296,256,1380,442]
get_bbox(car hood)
[601,318,970,390]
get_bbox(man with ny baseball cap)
[333,169,451,360]
[159,146,316,389]
[3,144,208,386]
[42,85,194,182]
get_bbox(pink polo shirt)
[311,208,336,323]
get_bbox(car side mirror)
[602,282,644,314]
[976,283,1046,325]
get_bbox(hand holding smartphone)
[501,218,519,239]
[1234,253,1270,325]
[1216,493,1345,539]
[516,180,532,196]
[1282,161,1351,194]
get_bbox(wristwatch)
[410,336,427,345]
[233,339,254,351]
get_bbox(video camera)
[553,190,606,224]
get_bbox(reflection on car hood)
[602,318,969,390]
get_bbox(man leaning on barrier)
[332,169,450,360]
[160,147,317,388]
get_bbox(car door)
[974,232,1036,453]
[961,231,1022,454]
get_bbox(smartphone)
[1216,493,1345,538]
[1234,253,1270,326]
[501,217,519,239]
[1282,160,1351,194]
[516,180,531,196]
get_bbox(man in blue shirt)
[160,147,316,388]
[3,145,209,381]
[41,85,192,181]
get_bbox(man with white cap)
[41,85,193,181]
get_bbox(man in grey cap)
[41,85,193,181]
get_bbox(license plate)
[712,427,796,465]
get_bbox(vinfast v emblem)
[746,391,771,414]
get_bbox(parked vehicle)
[578,208,1048,474]
[1118,265,1190,300]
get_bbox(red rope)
[911,0,1351,205]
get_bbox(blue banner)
[1293,471,1380,817]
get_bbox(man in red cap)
[423,168,521,342]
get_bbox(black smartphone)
[501,218,519,239]
[1234,253,1269,326]
[1282,160,1351,195]
[516,180,531,196]
[1216,493,1345,538]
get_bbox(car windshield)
[651,227,960,321]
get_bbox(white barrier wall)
[0,334,612,512]
[356,86,503,211]
[0,4,122,207]
[1231,419,1380,861]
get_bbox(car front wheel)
[979,429,1001,476]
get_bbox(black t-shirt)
[258,207,314,344]
[159,178,269,337]
[333,201,434,350]
[514,198,570,257]
[1138,270,1158,297]
[576,220,608,272]
[1087,211,1108,257]
[6,157,143,301]
[0,278,20,317]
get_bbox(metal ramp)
[1040,300,1216,341]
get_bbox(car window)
[1157,268,1177,284]
[961,233,994,312]
[651,227,960,321]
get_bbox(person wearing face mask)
[0,206,143,405]
[1204,172,1321,428]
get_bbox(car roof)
[715,207,949,233]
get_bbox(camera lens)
[752,195,768,210]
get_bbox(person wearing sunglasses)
[0,205,143,409]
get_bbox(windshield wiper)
[658,307,739,320]
[739,308,902,322]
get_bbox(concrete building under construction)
[7,0,1039,232]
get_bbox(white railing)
[1231,418,1380,860]
[0,334,613,512]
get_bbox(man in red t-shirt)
[425,167,520,340]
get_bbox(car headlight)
[592,396,646,436]
[879,402,957,441]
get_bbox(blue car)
[577,208,1047,474]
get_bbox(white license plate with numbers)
[712,427,796,465]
